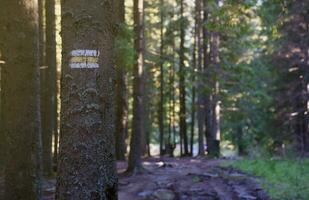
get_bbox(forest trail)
[117,157,270,200]
[38,157,270,200]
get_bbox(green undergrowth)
[229,158,309,200]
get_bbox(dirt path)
[117,157,270,200]
[1,157,270,200]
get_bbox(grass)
[230,158,309,200]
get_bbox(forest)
[0,0,308,199]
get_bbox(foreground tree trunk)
[56,0,118,199]
[0,0,43,199]
[127,0,145,173]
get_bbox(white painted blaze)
[70,49,100,69]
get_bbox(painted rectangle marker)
[69,49,100,69]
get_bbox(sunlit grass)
[230,158,309,200]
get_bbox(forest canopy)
[0,0,308,199]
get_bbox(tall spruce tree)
[56,0,118,199]
[179,0,189,155]
[0,0,43,199]
[127,0,145,173]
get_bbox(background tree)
[115,0,129,161]
[127,0,145,173]
[179,0,189,156]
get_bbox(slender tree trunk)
[168,28,177,157]
[179,0,189,156]
[115,0,128,161]
[42,0,57,176]
[159,0,165,156]
[56,0,118,199]
[45,0,59,171]
[204,0,213,157]
[210,30,221,157]
[0,57,2,168]
[302,21,309,153]
[206,2,221,156]
[237,124,246,156]
[39,0,52,176]
[0,0,43,198]
[127,0,145,173]
[190,73,196,156]
[142,67,150,157]
[190,10,198,156]
[196,0,205,156]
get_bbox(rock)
[229,172,245,178]
[203,172,219,178]
[119,180,130,186]
[153,189,175,200]
[239,194,257,200]
[138,190,153,199]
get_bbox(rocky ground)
[1,157,270,200]
[117,157,270,200]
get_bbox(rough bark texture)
[179,0,189,156]
[204,11,212,153]
[127,0,145,173]
[45,0,58,170]
[39,0,56,176]
[196,0,205,156]
[159,0,165,156]
[56,0,118,199]
[0,0,43,199]
[206,6,221,157]
[115,0,128,161]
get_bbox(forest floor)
[39,157,270,200]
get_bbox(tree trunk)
[56,0,118,199]
[196,0,205,156]
[190,7,197,156]
[210,30,221,157]
[206,10,221,157]
[115,0,128,161]
[41,0,57,176]
[179,0,189,156]
[39,0,51,176]
[127,0,145,173]
[159,0,165,156]
[0,0,43,198]
[45,0,59,171]
[203,0,215,157]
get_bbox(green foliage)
[231,159,309,200]
[115,23,135,71]
[207,0,279,154]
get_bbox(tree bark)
[56,0,118,199]
[179,0,189,156]
[45,0,59,171]
[41,0,58,176]
[0,0,43,198]
[196,0,205,156]
[159,0,165,156]
[206,4,221,157]
[127,0,145,173]
[115,0,128,161]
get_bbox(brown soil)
[1,157,271,200]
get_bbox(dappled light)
[0,0,308,199]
